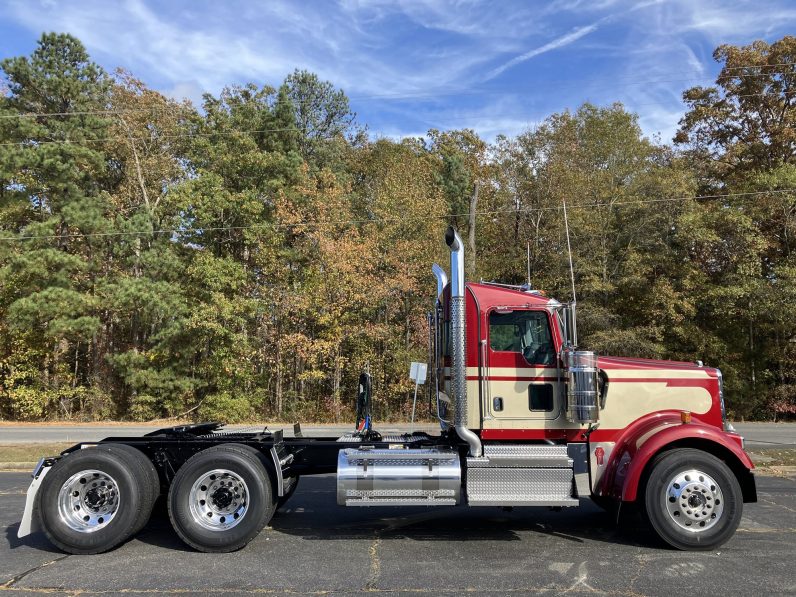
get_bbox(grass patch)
[748,448,796,467]
[0,443,72,467]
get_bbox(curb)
[0,462,36,471]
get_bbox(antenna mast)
[526,240,531,287]
[562,199,577,346]
[562,199,576,303]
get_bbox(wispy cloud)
[1,0,794,142]
[485,24,600,81]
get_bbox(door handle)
[493,397,503,412]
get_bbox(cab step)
[465,444,579,507]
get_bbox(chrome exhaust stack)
[431,263,451,429]
[445,226,483,457]
[432,263,448,299]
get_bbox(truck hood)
[597,355,710,373]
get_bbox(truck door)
[484,308,562,422]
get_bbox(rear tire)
[167,444,274,552]
[642,448,743,551]
[38,445,155,554]
[105,443,160,533]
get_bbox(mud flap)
[17,458,55,539]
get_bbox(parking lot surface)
[2,470,795,596]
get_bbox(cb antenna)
[526,240,531,288]
[562,199,576,303]
[562,198,577,346]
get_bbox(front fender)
[598,411,754,502]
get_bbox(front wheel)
[643,448,743,550]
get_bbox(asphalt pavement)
[1,421,794,448]
[2,470,795,596]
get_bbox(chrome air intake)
[445,226,482,457]
[564,350,599,424]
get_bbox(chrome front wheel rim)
[663,468,724,533]
[57,469,121,533]
[188,469,249,531]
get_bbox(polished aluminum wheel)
[188,469,249,531]
[57,469,120,533]
[663,468,724,532]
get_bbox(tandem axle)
[19,421,595,553]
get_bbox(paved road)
[0,423,440,444]
[0,422,793,448]
[2,471,794,596]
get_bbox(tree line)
[1,33,794,422]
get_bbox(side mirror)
[561,303,578,348]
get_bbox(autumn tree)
[676,35,796,418]
[0,33,112,418]
[676,35,796,186]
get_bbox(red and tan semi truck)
[17,227,756,553]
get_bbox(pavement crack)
[759,495,796,513]
[2,555,70,589]
[364,529,382,591]
[626,551,652,597]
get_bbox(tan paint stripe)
[471,366,711,379]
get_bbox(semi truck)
[18,227,756,554]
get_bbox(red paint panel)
[480,427,624,443]
[487,350,559,369]
[481,428,577,441]
[595,411,754,502]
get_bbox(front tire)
[643,448,743,550]
[167,444,274,552]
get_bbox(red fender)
[598,411,754,502]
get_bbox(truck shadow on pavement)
[8,474,658,554]
[134,474,659,552]
[5,522,62,554]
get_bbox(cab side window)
[489,310,556,365]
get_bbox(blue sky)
[1,0,794,143]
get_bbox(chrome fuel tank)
[336,448,461,506]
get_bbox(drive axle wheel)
[643,448,742,551]
[37,445,156,554]
[168,444,274,552]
